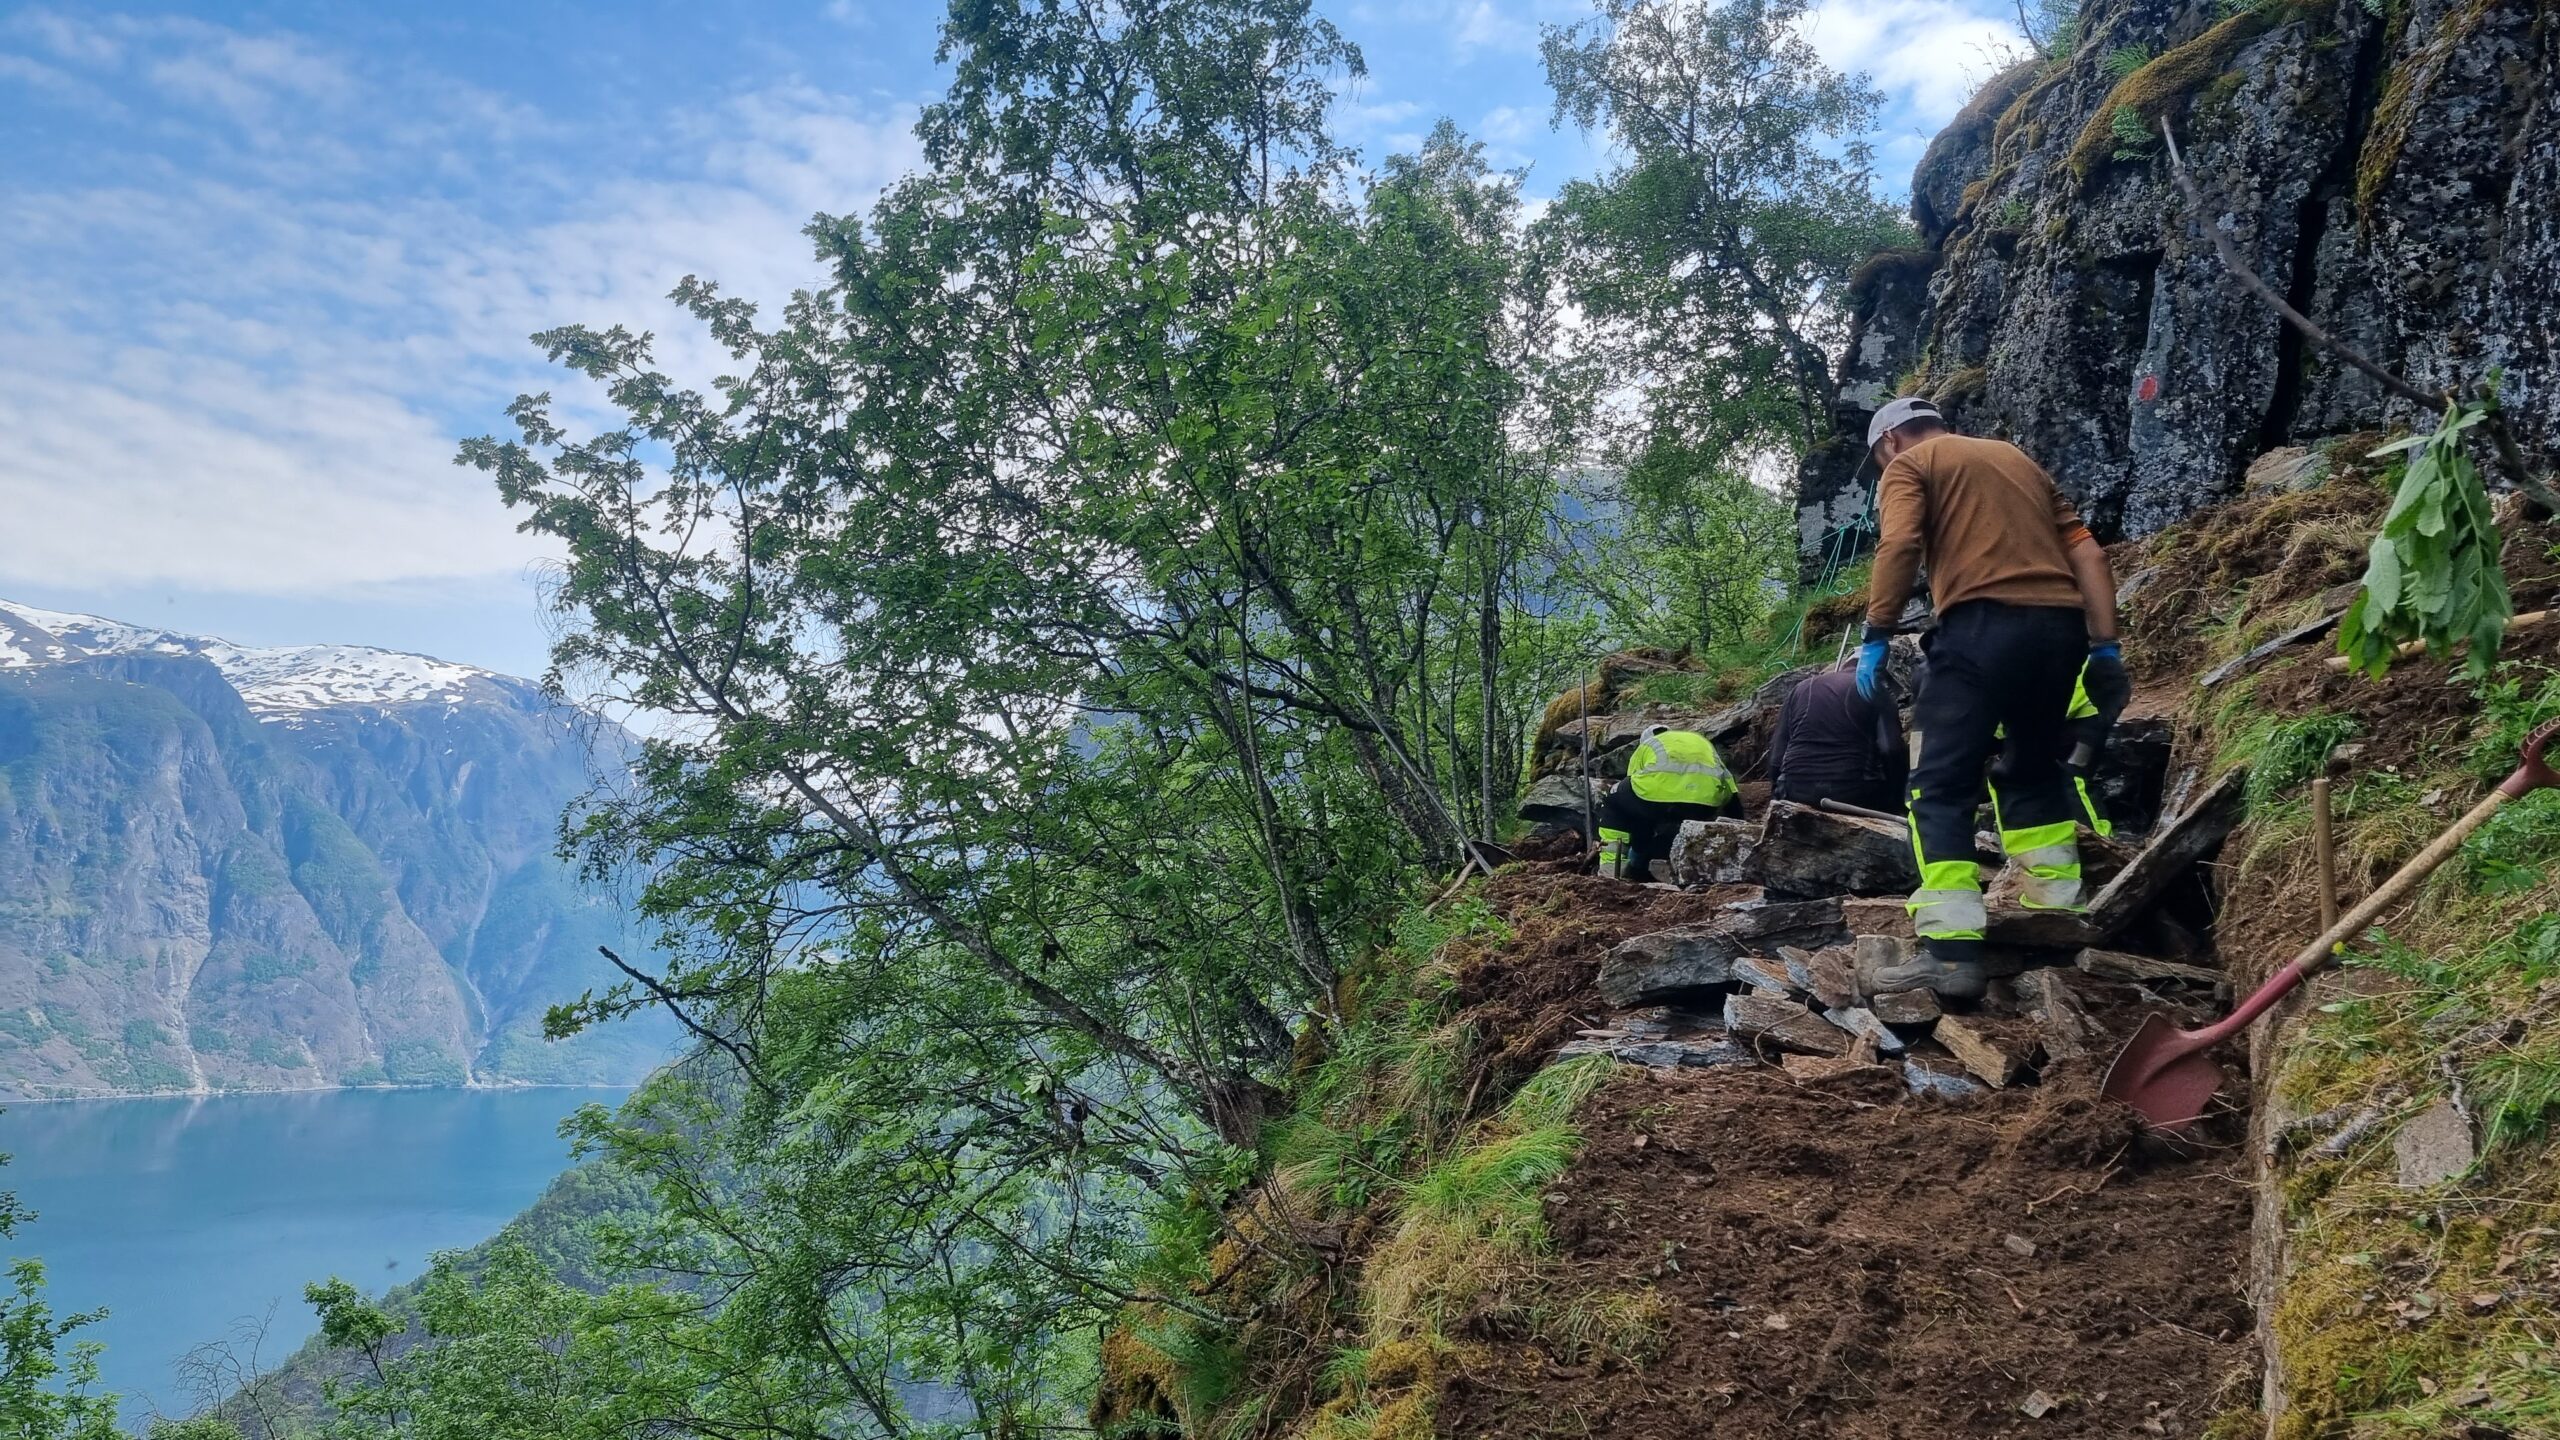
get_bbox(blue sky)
[0,0,2025,681]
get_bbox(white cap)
[1865,395,1944,450]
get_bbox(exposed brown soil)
[2119,463,2389,686]
[1440,1002,2256,1440]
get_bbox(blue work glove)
[1855,627,1891,701]
[2082,639,2132,723]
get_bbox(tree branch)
[2160,119,2560,514]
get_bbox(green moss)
[2355,0,2500,215]
[1990,68,2066,166]
[2066,5,2293,181]
[1913,59,2044,235]
[2223,711,2358,812]
[1846,249,1938,307]
[1929,364,1989,407]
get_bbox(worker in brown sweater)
[1852,398,2130,999]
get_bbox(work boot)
[1868,938,1990,1001]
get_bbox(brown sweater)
[1865,433,2092,629]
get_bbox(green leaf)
[2339,398,2514,680]
[2362,534,2404,614]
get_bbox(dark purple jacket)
[1768,667,1908,814]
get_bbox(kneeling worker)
[1854,397,2130,998]
[1769,657,1908,815]
[1596,726,1742,881]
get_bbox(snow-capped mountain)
[0,602,505,713]
[0,601,670,1099]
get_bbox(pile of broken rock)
[1561,892,2229,1096]
[1524,655,2249,1098]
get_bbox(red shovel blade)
[2101,1011,2227,1133]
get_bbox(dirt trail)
[1441,877,2257,1439]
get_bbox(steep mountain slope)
[0,603,672,1098]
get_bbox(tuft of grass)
[2068,2,2296,179]
[1503,1053,1613,1129]
[1317,1344,1371,1398]
[1488,1282,1670,1367]
[2466,662,2560,782]
[2462,790,2560,895]
[2224,710,2358,812]
[1622,669,1722,706]
[1624,564,1874,710]
[1364,1064,1614,1345]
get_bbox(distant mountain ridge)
[0,602,672,1098]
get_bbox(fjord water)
[2,1086,627,1419]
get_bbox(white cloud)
[0,351,540,594]
[1801,0,2026,123]
[0,15,924,599]
[1351,0,1588,59]
[9,6,125,64]
[146,28,351,124]
[0,47,100,102]
[1479,102,1537,145]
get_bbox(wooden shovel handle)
[2188,718,2560,1049]
[2290,788,2511,977]
[2205,788,2513,1042]
[2298,712,2560,974]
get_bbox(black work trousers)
[1907,601,2087,879]
[1594,783,1728,880]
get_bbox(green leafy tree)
[456,1,1592,1433]
[1533,0,1907,651]
[308,1241,778,1440]
[144,1420,246,1440]
[1541,0,1910,451]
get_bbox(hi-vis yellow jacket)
[1625,727,1738,807]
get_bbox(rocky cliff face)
[1798,0,2558,570]
[0,603,671,1098]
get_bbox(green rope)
[1784,469,1883,651]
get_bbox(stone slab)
[1518,773,1606,825]
[1782,1053,1885,1082]
[1670,817,1758,888]
[1823,1005,1907,1054]
[1843,896,1915,940]
[1750,800,1918,898]
[1868,987,1942,1026]
[1733,954,1802,996]
[2393,1100,2477,1187]
[2013,967,2100,1062]
[1903,1055,1987,1099]
[1725,992,1852,1058]
[2074,948,2227,988]
[1795,945,1861,1009]
[1934,1014,2030,1088]
[1596,900,1846,1007]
